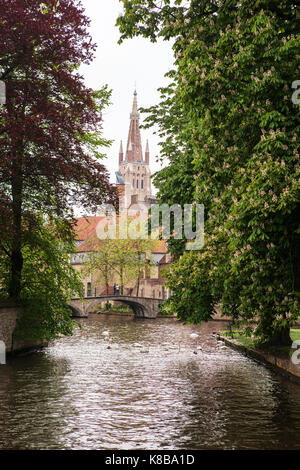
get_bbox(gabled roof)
[73,216,168,255]
[151,239,168,253]
[73,216,105,243]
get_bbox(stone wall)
[217,333,300,384]
[0,302,46,355]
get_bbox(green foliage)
[113,304,132,312]
[141,79,196,259]
[79,86,114,161]
[0,1,117,340]
[118,0,300,346]
[160,252,214,323]
[83,218,155,295]
[82,237,116,295]
[0,216,83,341]
[222,328,300,355]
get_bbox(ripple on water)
[0,316,300,449]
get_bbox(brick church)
[116,89,157,211]
[71,91,171,302]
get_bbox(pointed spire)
[145,139,150,165]
[126,90,143,162]
[131,88,138,117]
[119,140,124,164]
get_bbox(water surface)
[0,315,299,450]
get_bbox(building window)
[87,282,92,297]
[136,179,139,188]
[141,180,144,189]
[133,179,135,188]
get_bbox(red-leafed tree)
[0,0,118,300]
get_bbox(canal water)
[0,315,300,450]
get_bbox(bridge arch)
[68,303,84,318]
[69,296,161,319]
[85,296,148,318]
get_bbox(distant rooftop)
[115,171,125,185]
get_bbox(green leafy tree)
[82,236,116,295]
[117,0,300,346]
[0,0,117,300]
[109,239,134,295]
[0,215,83,341]
[130,237,154,296]
[82,218,155,297]
[141,77,196,259]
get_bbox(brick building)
[71,91,171,301]
[116,90,157,211]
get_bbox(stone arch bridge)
[69,295,162,319]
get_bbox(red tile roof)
[151,239,168,253]
[73,216,105,242]
[77,232,101,253]
[73,216,168,254]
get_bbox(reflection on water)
[0,315,300,450]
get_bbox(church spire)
[145,139,150,165]
[125,90,143,162]
[119,140,124,164]
[132,89,138,115]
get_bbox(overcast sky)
[80,0,174,191]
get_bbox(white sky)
[79,0,174,191]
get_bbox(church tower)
[116,91,153,210]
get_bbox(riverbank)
[2,316,300,449]
[216,330,300,385]
[96,310,177,319]
[97,310,134,317]
[0,302,47,356]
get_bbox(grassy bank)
[221,328,300,357]
[89,303,133,314]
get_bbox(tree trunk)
[9,158,23,300]
[136,252,142,297]
[136,271,141,297]
[120,267,124,295]
[267,327,292,347]
[9,248,23,299]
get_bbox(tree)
[141,77,196,259]
[0,0,118,301]
[82,236,116,295]
[130,238,153,296]
[82,217,155,297]
[109,238,137,295]
[0,215,83,341]
[117,0,300,346]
